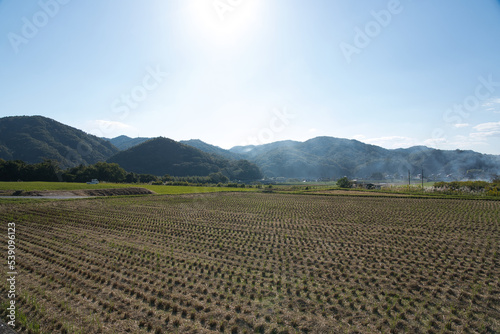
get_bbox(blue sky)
[1,0,500,154]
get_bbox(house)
[353,182,383,190]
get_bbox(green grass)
[0,181,255,195]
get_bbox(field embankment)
[7,187,154,197]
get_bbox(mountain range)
[108,135,500,180]
[230,138,500,180]
[1,115,500,180]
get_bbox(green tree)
[125,172,139,183]
[138,174,158,183]
[94,162,126,182]
[209,172,229,184]
[337,177,352,188]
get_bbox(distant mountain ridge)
[0,115,119,167]
[104,135,150,151]
[180,139,244,161]
[109,135,500,180]
[231,137,500,180]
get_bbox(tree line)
[0,159,126,183]
[0,159,249,184]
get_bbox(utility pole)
[408,170,410,187]
[421,167,424,190]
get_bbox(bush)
[432,181,499,196]
[487,188,499,196]
[434,181,489,191]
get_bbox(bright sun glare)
[185,0,264,45]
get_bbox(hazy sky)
[1,0,500,154]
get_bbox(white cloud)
[463,121,500,141]
[470,130,500,139]
[453,123,469,128]
[363,136,419,149]
[424,135,489,152]
[419,122,500,154]
[423,137,447,147]
[482,98,500,113]
[85,120,136,138]
[473,121,500,132]
[483,98,500,105]
[352,134,366,141]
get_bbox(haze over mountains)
[230,138,500,180]
[109,136,500,180]
[1,115,500,181]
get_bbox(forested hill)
[106,136,244,160]
[0,115,118,167]
[230,137,500,180]
[107,137,262,179]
